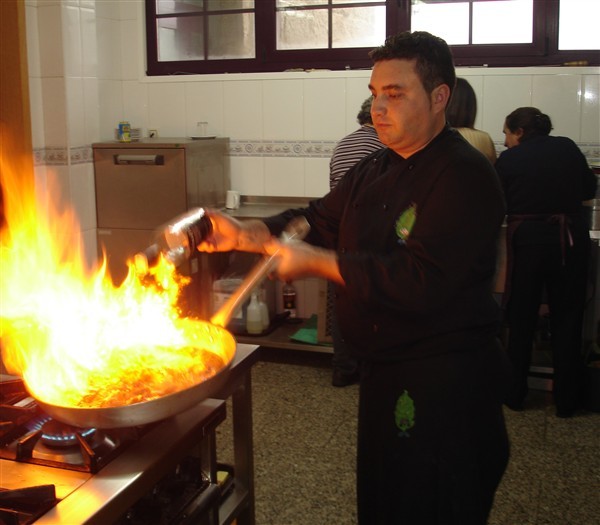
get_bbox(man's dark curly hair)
[369,31,456,97]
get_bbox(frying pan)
[33,217,310,429]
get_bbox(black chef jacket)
[264,126,506,362]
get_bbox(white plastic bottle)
[246,292,263,334]
[259,291,270,330]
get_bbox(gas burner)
[40,419,97,449]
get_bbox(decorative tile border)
[32,140,599,166]
[229,140,336,158]
[33,146,93,167]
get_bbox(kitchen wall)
[23,0,600,318]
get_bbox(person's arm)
[195,209,272,254]
[265,239,344,285]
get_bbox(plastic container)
[246,293,263,334]
[212,278,247,333]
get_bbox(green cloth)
[290,314,331,346]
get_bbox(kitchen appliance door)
[97,227,155,285]
[94,148,187,230]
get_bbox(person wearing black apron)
[197,32,510,524]
[495,107,597,418]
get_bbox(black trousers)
[356,340,510,525]
[505,239,590,411]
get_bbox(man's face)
[369,59,448,158]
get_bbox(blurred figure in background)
[495,107,597,418]
[446,77,496,164]
[329,96,384,387]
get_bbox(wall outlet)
[148,129,158,138]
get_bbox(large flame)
[0,148,233,409]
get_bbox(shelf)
[236,319,332,354]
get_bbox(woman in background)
[446,77,496,164]
[495,107,597,417]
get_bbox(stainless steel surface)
[0,343,259,525]
[33,398,226,525]
[223,196,312,220]
[33,323,236,429]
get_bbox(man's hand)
[265,239,345,285]
[195,210,272,254]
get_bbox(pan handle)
[209,216,310,328]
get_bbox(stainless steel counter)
[222,196,313,220]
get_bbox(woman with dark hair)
[446,77,496,164]
[496,107,597,418]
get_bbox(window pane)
[473,0,532,44]
[333,0,382,3]
[332,6,385,48]
[277,9,328,49]
[208,13,255,59]
[276,0,326,6]
[157,0,204,15]
[559,0,600,50]
[207,0,254,11]
[411,2,469,46]
[157,17,204,61]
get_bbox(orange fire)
[0,150,234,409]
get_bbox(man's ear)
[432,84,451,113]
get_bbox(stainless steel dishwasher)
[93,137,230,318]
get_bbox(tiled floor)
[216,349,600,525]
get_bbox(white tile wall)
[41,77,68,148]
[305,157,330,197]
[65,77,86,147]
[62,5,82,78]
[533,74,583,140]
[263,80,304,140]
[264,157,305,197]
[122,80,148,133]
[229,156,265,195]
[303,78,347,140]
[147,82,186,137]
[480,74,533,143]
[343,76,373,133]
[582,75,600,142]
[80,7,97,78]
[184,82,224,138]
[223,81,264,139]
[37,2,63,77]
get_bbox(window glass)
[276,0,325,6]
[558,0,600,50]
[208,13,255,59]
[332,6,385,48]
[277,9,329,50]
[157,16,204,61]
[472,0,532,44]
[157,0,203,15]
[411,2,470,45]
[207,0,254,10]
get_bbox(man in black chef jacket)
[197,31,510,525]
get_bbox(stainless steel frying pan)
[32,216,309,429]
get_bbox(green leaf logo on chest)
[394,389,415,437]
[395,203,417,242]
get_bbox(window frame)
[144,0,599,76]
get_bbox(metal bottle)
[134,208,212,275]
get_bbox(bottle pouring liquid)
[134,208,212,275]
